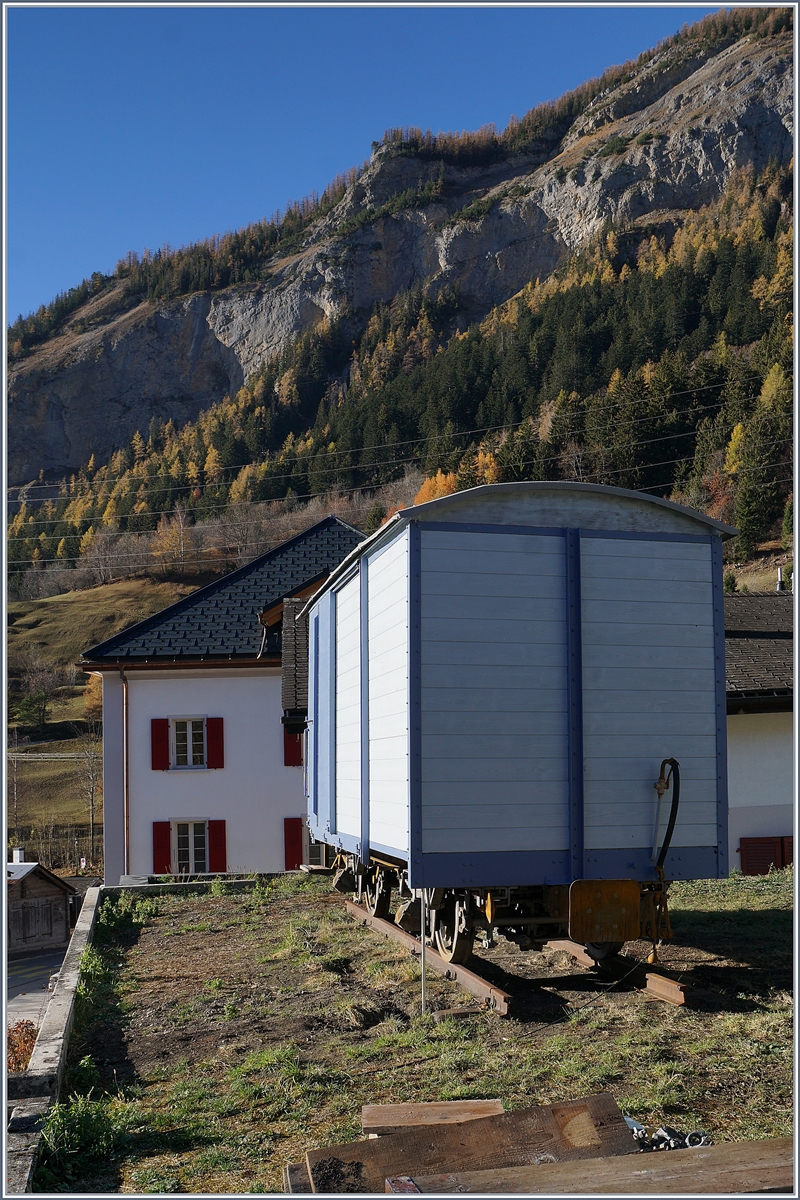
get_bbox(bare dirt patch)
[39,870,792,1194]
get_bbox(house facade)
[81,517,363,884]
[725,593,794,872]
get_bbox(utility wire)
[7,408,788,533]
[7,390,767,527]
[7,466,793,570]
[6,375,769,500]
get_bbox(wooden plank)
[283,1161,313,1193]
[362,1099,503,1137]
[306,1092,635,1193]
[403,1135,794,1194]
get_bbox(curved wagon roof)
[305,482,736,612]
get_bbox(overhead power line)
[7,458,792,570]
[8,394,786,533]
[7,375,768,501]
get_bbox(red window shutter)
[153,822,171,874]
[781,836,793,868]
[151,719,170,770]
[739,836,782,876]
[208,820,227,872]
[206,718,224,769]
[283,727,302,767]
[284,817,303,871]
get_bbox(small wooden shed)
[7,863,76,950]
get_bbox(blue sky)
[6,5,721,321]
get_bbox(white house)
[81,517,362,884]
[725,593,794,872]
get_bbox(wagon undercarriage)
[333,853,673,965]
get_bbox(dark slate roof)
[724,594,793,700]
[82,516,363,662]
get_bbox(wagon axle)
[333,853,673,964]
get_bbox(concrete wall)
[726,711,794,867]
[103,667,305,882]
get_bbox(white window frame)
[170,717,207,769]
[171,820,209,875]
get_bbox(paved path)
[7,948,67,1028]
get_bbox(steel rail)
[345,900,512,1016]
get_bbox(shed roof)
[402,482,738,537]
[81,516,363,664]
[725,594,793,708]
[7,863,76,892]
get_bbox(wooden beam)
[362,1099,504,1137]
[258,575,329,627]
[397,1136,794,1194]
[306,1092,636,1193]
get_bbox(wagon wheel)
[585,941,625,961]
[364,868,392,919]
[434,896,474,964]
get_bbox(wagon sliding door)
[580,534,726,879]
[415,526,570,887]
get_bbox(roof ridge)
[82,515,364,661]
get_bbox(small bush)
[599,134,631,157]
[723,570,738,593]
[7,1019,37,1072]
[636,131,653,145]
[38,1093,135,1172]
[68,1054,101,1094]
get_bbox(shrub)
[38,1093,135,1171]
[7,1020,37,1072]
[599,134,631,157]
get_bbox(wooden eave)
[258,573,330,628]
[79,656,281,671]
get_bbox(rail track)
[345,899,689,1014]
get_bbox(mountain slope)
[8,11,792,485]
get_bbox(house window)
[153,819,226,874]
[151,718,224,770]
[174,719,205,767]
[175,821,207,874]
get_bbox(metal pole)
[420,890,426,1015]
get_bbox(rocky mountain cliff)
[8,21,792,486]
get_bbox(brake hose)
[653,758,681,870]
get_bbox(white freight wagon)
[299,482,733,962]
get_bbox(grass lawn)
[7,752,102,829]
[7,577,195,667]
[35,868,793,1194]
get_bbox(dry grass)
[7,578,193,667]
[36,868,794,1194]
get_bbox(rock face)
[8,29,792,485]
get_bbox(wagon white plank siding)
[368,531,410,855]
